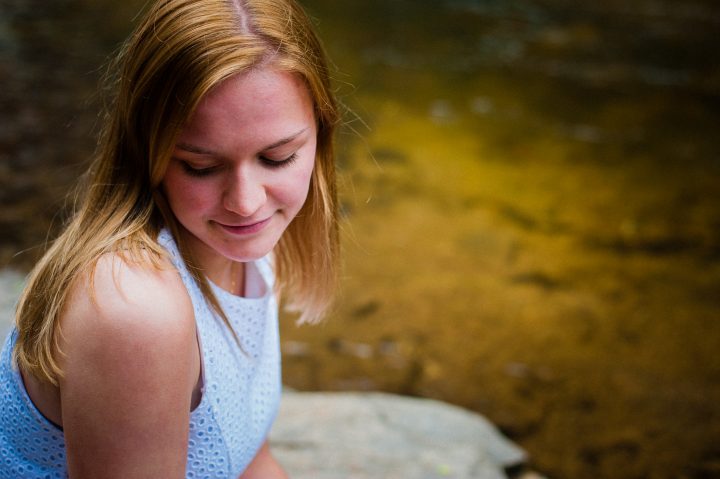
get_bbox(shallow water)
[1,1,719,477]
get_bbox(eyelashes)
[260,152,298,169]
[180,162,216,177]
[178,152,299,178]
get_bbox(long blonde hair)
[14,0,340,386]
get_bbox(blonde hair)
[14,0,340,385]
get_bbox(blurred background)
[1,0,719,477]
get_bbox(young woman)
[0,0,340,477]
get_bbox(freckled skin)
[162,67,318,284]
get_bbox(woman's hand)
[239,441,289,479]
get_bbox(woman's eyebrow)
[176,142,217,155]
[262,128,309,150]
[175,127,309,156]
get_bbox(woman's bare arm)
[58,254,200,478]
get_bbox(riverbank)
[0,269,542,478]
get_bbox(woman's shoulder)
[60,250,196,356]
[57,251,200,475]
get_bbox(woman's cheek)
[165,174,213,220]
[285,168,314,207]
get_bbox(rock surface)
[0,270,532,478]
[0,269,24,337]
[272,391,527,479]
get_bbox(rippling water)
[1,1,718,478]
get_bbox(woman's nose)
[223,167,267,217]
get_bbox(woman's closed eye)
[179,160,219,178]
[176,150,299,178]
[260,152,298,169]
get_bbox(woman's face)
[161,66,317,273]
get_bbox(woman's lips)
[216,217,271,235]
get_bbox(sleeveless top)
[0,228,282,478]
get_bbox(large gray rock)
[271,391,527,479]
[0,269,24,337]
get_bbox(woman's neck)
[177,226,246,296]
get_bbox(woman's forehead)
[176,68,316,150]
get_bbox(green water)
[1,1,719,477]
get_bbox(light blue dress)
[0,228,282,478]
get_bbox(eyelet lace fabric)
[0,331,66,478]
[163,228,282,477]
[0,228,281,478]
